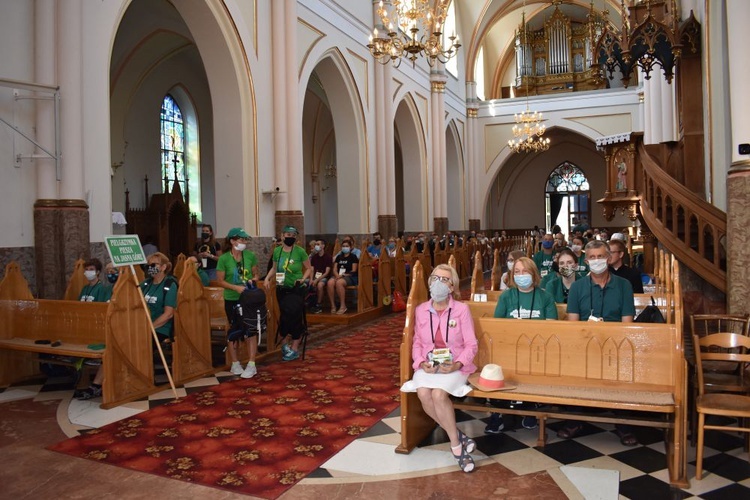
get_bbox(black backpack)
[228,286,268,342]
[635,296,666,323]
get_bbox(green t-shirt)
[139,276,178,338]
[217,250,259,301]
[272,245,309,288]
[79,281,112,303]
[494,287,558,320]
[533,250,555,279]
[544,275,577,304]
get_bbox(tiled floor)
[2,370,749,499]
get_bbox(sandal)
[457,429,476,454]
[557,422,584,439]
[452,445,475,473]
[615,428,638,447]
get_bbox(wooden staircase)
[637,139,727,293]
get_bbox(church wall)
[115,50,214,231]
[0,1,35,250]
[475,88,642,229]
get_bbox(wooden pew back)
[173,263,213,384]
[63,258,87,301]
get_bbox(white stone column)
[430,71,448,232]
[35,0,57,200]
[374,62,386,219]
[660,79,677,143]
[284,0,303,212]
[271,0,288,210]
[466,81,479,227]
[430,82,442,219]
[384,63,396,215]
[643,76,662,145]
[57,0,83,200]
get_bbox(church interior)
[1,0,750,498]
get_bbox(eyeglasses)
[429,275,452,284]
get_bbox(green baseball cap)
[282,225,298,234]
[227,227,250,239]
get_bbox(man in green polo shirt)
[561,239,637,446]
[566,240,635,322]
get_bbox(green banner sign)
[104,235,147,266]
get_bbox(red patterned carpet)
[49,313,405,499]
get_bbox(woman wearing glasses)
[401,264,479,473]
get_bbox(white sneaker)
[230,361,243,375]
[241,364,257,379]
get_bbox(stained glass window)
[160,95,185,190]
[546,162,589,192]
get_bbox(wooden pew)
[396,258,689,488]
[353,243,375,312]
[377,246,393,308]
[172,253,187,281]
[63,258,86,300]
[172,263,213,384]
[0,262,160,408]
[394,241,408,297]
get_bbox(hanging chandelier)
[367,0,460,68]
[508,109,550,153]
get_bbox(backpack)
[228,285,268,343]
[635,296,666,323]
[276,284,306,335]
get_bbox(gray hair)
[431,264,461,300]
[584,239,610,256]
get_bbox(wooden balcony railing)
[638,140,726,292]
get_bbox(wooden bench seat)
[396,259,689,488]
[0,335,105,359]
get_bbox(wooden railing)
[638,140,727,292]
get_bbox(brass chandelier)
[367,0,461,68]
[508,108,550,153]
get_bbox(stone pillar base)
[433,217,449,237]
[275,210,305,244]
[469,219,481,233]
[727,169,750,316]
[34,199,90,299]
[378,215,399,239]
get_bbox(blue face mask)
[514,274,533,289]
[542,240,554,249]
[342,247,351,254]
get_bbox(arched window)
[545,161,590,235]
[160,93,201,220]
[161,95,184,188]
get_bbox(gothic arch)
[301,48,367,233]
[394,93,429,231]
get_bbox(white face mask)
[588,258,608,275]
[234,243,247,252]
[314,245,321,253]
[84,270,97,281]
[429,280,452,302]
[571,244,582,253]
